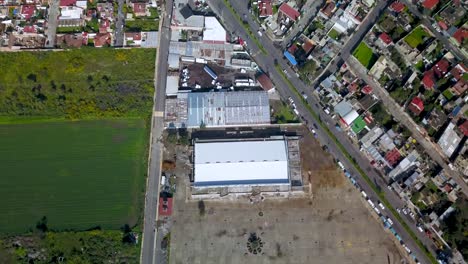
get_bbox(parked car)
[378,202,385,210]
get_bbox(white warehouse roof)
[194,139,289,186]
[203,16,226,43]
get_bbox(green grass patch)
[442,89,454,100]
[57,26,83,33]
[273,103,298,124]
[404,26,430,49]
[125,19,159,32]
[352,42,377,69]
[274,64,438,264]
[328,29,340,40]
[415,60,424,72]
[0,118,148,234]
[1,230,140,262]
[0,48,155,119]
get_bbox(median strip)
[274,65,437,264]
[222,0,268,55]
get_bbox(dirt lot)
[166,127,406,264]
[182,62,255,88]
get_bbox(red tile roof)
[21,5,36,20]
[433,59,450,78]
[385,148,402,167]
[422,0,439,10]
[408,96,424,115]
[362,85,373,94]
[422,70,436,89]
[348,82,359,93]
[379,32,392,45]
[451,79,467,95]
[60,0,76,6]
[450,63,467,81]
[302,40,314,54]
[133,3,146,14]
[23,25,36,33]
[257,73,274,91]
[321,2,336,17]
[158,197,173,216]
[390,2,405,13]
[364,113,374,125]
[438,20,448,31]
[288,44,298,54]
[459,120,468,136]
[94,33,111,47]
[125,32,142,41]
[258,0,273,17]
[279,3,300,21]
[444,184,453,193]
[452,28,468,45]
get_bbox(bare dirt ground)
[166,127,407,264]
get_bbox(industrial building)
[191,136,302,197]
[165,91,271,128]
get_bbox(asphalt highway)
[208,0,435,263]
[140,0,173,263]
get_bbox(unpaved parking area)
[168,126,406,264]
[170,184,404,264]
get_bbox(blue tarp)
[283,51,298,66]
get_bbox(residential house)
[459,120,468,137]
[438,122,462,158]
[451,79,467,96]
[60,0,76,6]
[23,25,37,34]
[427,108,448,130]
[319,1,336,19]
[422,59,450,89]
[58,6,84,27]
[258,0,273,18]
[56,33,83,48]
[257,72,275,93]
[20,5,36,20]
[94,32,111,47]
[132,2,147,17]
[452,27,467,47]
[408,96,424,116]
[422,0,439,11]
[125,32,142,46]
[278,3,300,23]
[334,100,359,127]
[389,1,405,13]
[450,63,467,81]
[99,19,111,33]
[378,32,393,46]
[385,148,402,167]
[388,149,420,181]
[96,2,114,20]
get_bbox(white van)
[337,161,345,171]
[361,191,367,198]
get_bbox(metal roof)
[194,139,289,186]
[438,123,462,158]
[186,91,270,127]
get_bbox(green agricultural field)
[0,48,155,119]
[0,118,148,234]
[353,42,377,69]
[404,26,430,49]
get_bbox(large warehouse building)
[191,136,302,197]
[165,91,271,128]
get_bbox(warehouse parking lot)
[168,126,406,264]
